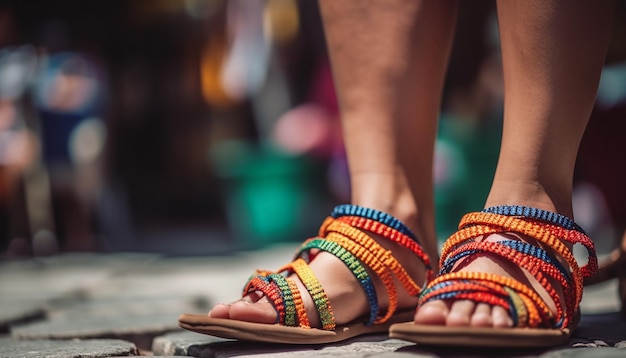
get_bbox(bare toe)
[446,300,474,327]
[208,303,232,319]
[470,303,493,327]
[414,300,449,325]
[228,300,278,324]
[492,305,513,328]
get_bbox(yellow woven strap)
[278,258,335,330]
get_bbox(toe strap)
[420,273,553,328]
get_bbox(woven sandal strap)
[483,205,585,233]
[478,207,597,278]
[322,218,423,296]
[286,277,310,328]
[297,238,379,325]
[243,276,286,324]
[504,286,528,327]
[331,204,418,240]
[334,215,434,281]
[325,232,398,323]
[281,258,335,330]
[266,274,296,326]
[442,240,570,281]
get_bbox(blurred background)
[0,0,625,259]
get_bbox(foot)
[209,212,432,328]
[414,230,570,328]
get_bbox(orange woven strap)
[459,212,597,275]
[321,218,423,296]
[287,277,311,328]
[333,215,434,281]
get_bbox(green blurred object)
[211,140,326,249]
[434,115,501,243]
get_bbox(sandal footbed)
[388,322,570,348]
[178,310,414,344]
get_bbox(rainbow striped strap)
[422,209,596,329]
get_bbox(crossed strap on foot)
[242,204,434,329]
[420,205,598,329]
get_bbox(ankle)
[485,181,574,218]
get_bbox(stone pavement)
[1,243,625,358]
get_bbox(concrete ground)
[1,243,625,358]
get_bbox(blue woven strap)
[482,205,585,233]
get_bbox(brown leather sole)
[178,310,414,344]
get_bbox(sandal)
[584,229,626,318]
[389,205,597,348]
[178,204,434,344]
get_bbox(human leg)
[321,0,457,269]
[392,0,616,346]
[180,0,457,343]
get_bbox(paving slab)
[153,331,419,358]
[0,298,46,333]
[0,337,138,358]
[153,331,231,356]
[10,313,182,351]
[572,312,626,347]
[540,348,626,358]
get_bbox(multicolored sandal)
[178,204,434,344]
[389,205,597,348]
[584,229,626,318]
